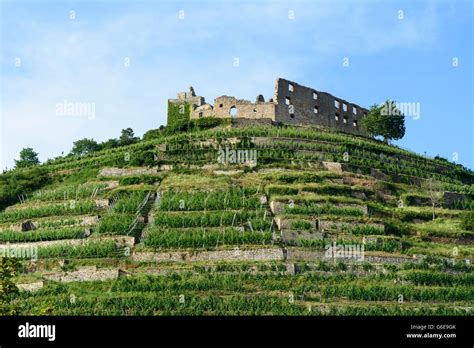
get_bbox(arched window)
[229,106,238,117]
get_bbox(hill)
[1,123,474,315]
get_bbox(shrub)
[265,185,299,196]
[37,240,118,258]
[401,193,431,206]
[95,214,135,234]
[0,227,85,243]
[290,220,312,230]
[460,211,474,231]
[119,176,158,186]
[384,219,412,236]
[0,167,50,210]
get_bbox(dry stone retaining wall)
[43,266,121,283]
[132,248,285,263]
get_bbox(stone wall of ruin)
[190,96,275,120]
[169,78,370,137]
[274,78,368,136]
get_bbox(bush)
[128,151,156,167]
[384,219,412,236]
[142,128,162,141]
[119,176,158,186]
[290,220,312,230]
[401,193,431,207]
[0,167,50,210]
[265,185,299,196]
[460,211,474,231]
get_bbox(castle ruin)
[168,78,369,136]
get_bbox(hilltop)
[1,122,473,315]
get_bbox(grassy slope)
[2,124,474,315]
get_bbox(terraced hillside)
[2,124,474,315]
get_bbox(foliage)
[112,191,147,213]
[460,211,474,231]
[153,210,266,228]
[15,148,40,168]
[0,167,50,210]
[119,175,159,186]
[119,128,140,146]
[95,214,135,234]
[167,101,191,129]
[0,227,86,242]
[265,185,299,196]
[159,189,262,211]
[144,227,272,248]
[284,203,365,217]
[361,101,406,143]
[401,193,431,206]
[384,219,412,236]
[71,138,100,156]
[0,201,97,223]
[101,138,120,150]
[290,220,313,230]
[0,257,20,315]
[37,240,119,258]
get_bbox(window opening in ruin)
[335,100,340,108]
[219,104,223,108]
[313,92,318,100]
[353,120,357,127]
[229,106,238,117]
[343,117,348,124]
[352,106,357,114]
[313,106,318,114]
[290,113,295,118]
[335,113,339,121]
[199,112,203,118]
[343,103,348,112]
[285,97,291,105]
[288,84,294,92]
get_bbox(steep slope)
[2,124,473,315]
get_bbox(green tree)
[0,167,50,210]
[70,138,100,156]
[0,257,20,315]
[361,101,406,143]
[14,147,39,168]
[119,128,139,146]
[101,138,120,150]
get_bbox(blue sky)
[1,0,473,170]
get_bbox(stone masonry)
[168,78,369,136]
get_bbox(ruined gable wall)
[190,96,276,120]
[274,78,368,136]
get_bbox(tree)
[0,257,20,315]
[101,138,120,150]
[361,101,406,143]
[422,177,443,220]
[14,148,39,168]
[119,128,139,146]
[70,138,100,156]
